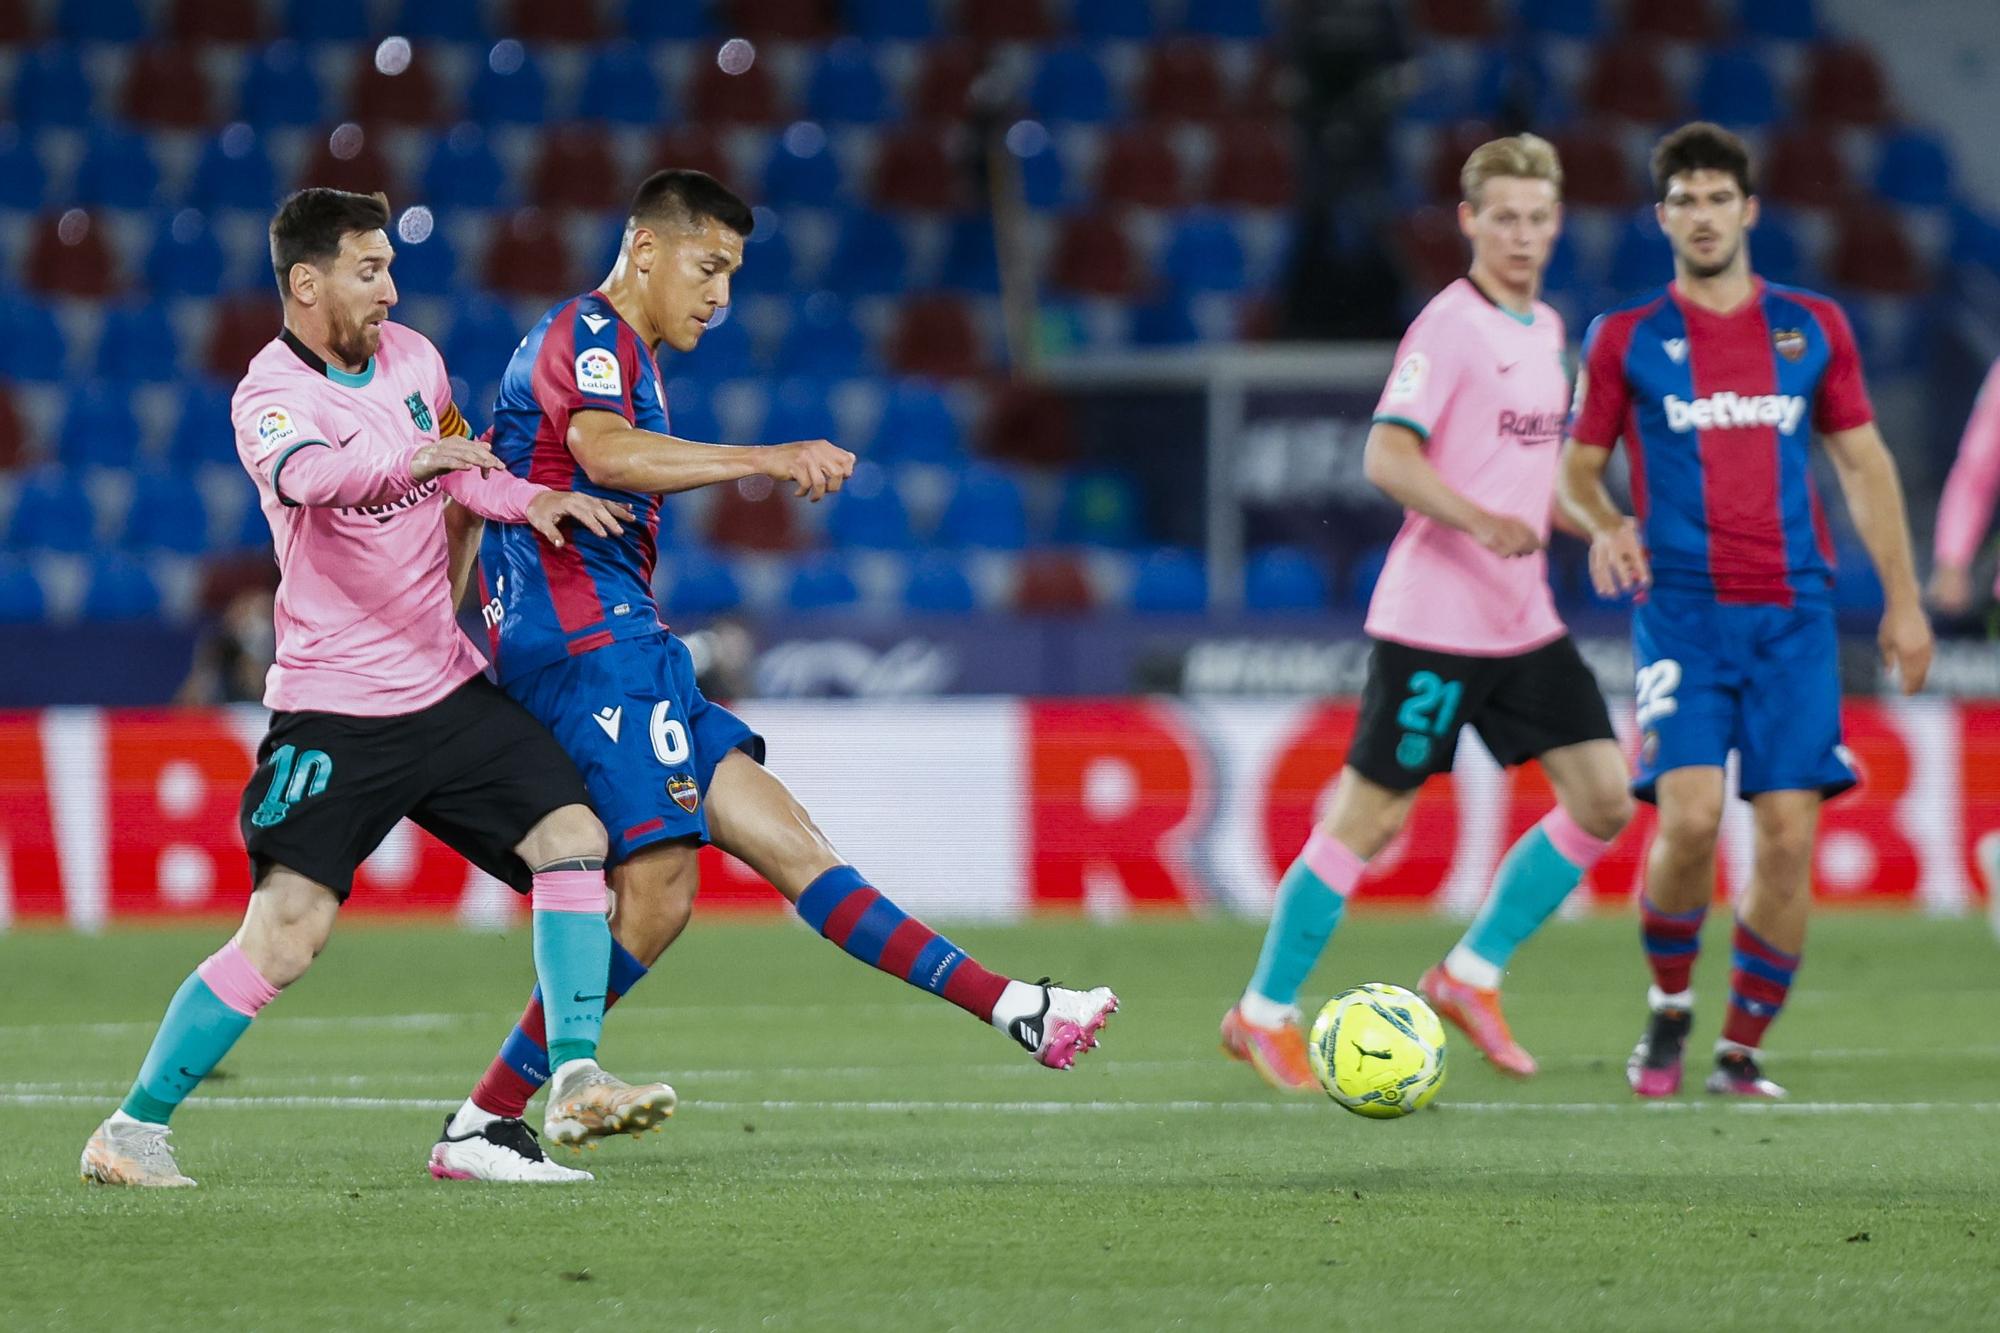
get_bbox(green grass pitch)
[3,912,1998,1330]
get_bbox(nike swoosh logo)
[1497,362,1519,374]
[572,992,605,1004]
[338,432,360,447]
[177,1066,202,1081]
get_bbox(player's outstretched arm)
[1557,439,1649,596]
[1823,422,1933,694]
[566,409,856,501]
[1363,421,1540,557]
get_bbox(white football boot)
[1007,979,1120,1070]
[81,1114,196,1188]
[428,1115,593,1182]
[543,1059,677,1148]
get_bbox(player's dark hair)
[1651,122,1755,202]
[628,169,754,239]
[269,188,392,297]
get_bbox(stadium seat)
[0,386,24,471]
[845,0,934,39]
[1609,210,1676,291]
[169,0,258,39]
[1422,120,1501,205]
[167,381,237,467]
[468,42,548,126]
[1012,124,1071,209]
[238,42,324,128]
[55,0,146,41]
[9,44,94,129]
[1077,0,1156,38]
[786,553,861,612]
[0,131,47,211]
[296,125,399,196]
[72,128,162,210]
[120,43,212,128]
[1695,48,1781,129]
[623,0,709,38]
[1012,551,1096,613]
[807,39,891,124]
[939,465,1029,550]
[1183,0,1268,36]
[1763,126,1853,209]
[391,0,487,41]
[1396,207,1469,297]
[25,211,121,299]
[661,377,723,443]
[145,211,228,298]
[910,41,983,123]
[1161,212,1250,293]
[422,124,512,208]
[1131,547,1208,613]
[1801,43,1892,125]
[776,295,872,376]
[902,551,977,613]
[666,548,743,615]
[1049,213,1141,297]
[960,0,1054,41]
[1472,48,1571,127]
[190,124,279,212]
[1873,129,1956,209]
[0,291,69,381]
[762,128,847,207]
[1584,40,1680,125]
[732,220,799,298]
[870,380,964,465]
[1097,126,1187,210]
[650,128,738,192]
[509,0,600,40]
[0,0,27,43]
[98,301,185,382]
[687,51,783,124]
[530,126,626,212]
[1140,40,1228,123]
[1246,546,1329,612]
[81,553,163,621]
[389,219,457,295]
[1827,206,1926,293]
[206,294,279,377]
[1551,128,1639,209]
[483,209,574,297]
[1055,468,1144,547]
[1209,121,1296,209]
[1130,291,1200,345]
[0,557,47,623]
[759,375,841,442]
[580,42,666,125]
[887,296,986,379]
[1739,0,1820,41]
[938,213,1002,293]
[7,468,97,552]
[1626,0,1715,40]
[707,477,802,550]
[980,381,1075,466]
[58,382,141,469]
[1411,0,1497,39]
[823,210,911,295]
[677,308,757,378]
[347,46,445,127]
[826,463,915,550]
[1030,45,1117,124]
[123,470,211,554]
[1749,209,1806,285]
[1516,0,1601,37]
[871,128,963,212]
[282,0,367,40]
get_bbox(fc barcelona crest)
[1772,328,1807,362]
[667,774,700,813]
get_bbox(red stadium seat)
[0,0,32,42]
[911,42,985,124]
[1551,127,1640,208]
[1827,205,1926,293]
[1012,552,1096,613]
[1395,206,1469,296]
[510,0,602,40]
[1624,0,1716,41]
[727,0,835,39]
[483,209,576,297]
[207,295,277,377]
[686,52,783,124]
[887,296,986,379]
[1424,121,1499,205]
[0,385,26,471]
[1762,126,1853,209]
[1139,40,1229,123]
[1583,40,1680,124]
[349,46,446,126]
[706,477,803,551]
[871,127,965,212]
[1096,125,1186,210]
[531,126,628,211]
[1411,0,1497,39]
[169,0,261,41]
[1048,213,1141,297]
[296,126,399,196]
[979,382,1076,466]
[121,44,214,128]
[24,210,120,298]
[959,0,1054,42]
[1208,120,1296,208]
[1801,42,1893,126]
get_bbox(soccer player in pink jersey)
[80,189,668,1187]
[1222,135,1634,1091]
[1928,355,2000,618]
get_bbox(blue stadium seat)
[1874,129,1956,208]
[762,128,847,207]
[676,308,757,379]
[902,551,977,613]
[1130,292,1200,345]
[145,211,229,298]
[58,381,141,469]
[826,463,916,550]
[168,380,237,466]
[238,43,324,127]
[775,295,871,377]
[422,124,513,208]
[1738,0,1819,41]
[389,219,457,294]
[786,553,861,612]
[72,127,161,210]
[822,210,909,294]
[442,296,525,385]
[1750,210,1806,285]
[283,0,370,41]
[392,0,487,41]
[663,377,723,442]
[1183,0,1267,37]
[0,557,48,623]
[666,548,743,615]
[870,380,963,465]
[123,470,212,554]
[1245,546,1329,612]
[1130,547,1207,613]
[1076,0,1157,38]
[468,43,548,125]
[939,214,1002,293]
[1473,50,1569,126]
[624,0,711,39]
[7,468,97,553]
[0,130,48,210]
[0,291,69,381]
[807,40,891,124]
[81,553,162,621]
[1398,53,1478,127]
[55,0,146,42]
[1159,213,1249,293]
[189,124,280,211]
[732,219,799,297]
[939,464,1028,550]
[1346,543,1389,607]
[761,375,841,441]
[1030,45,1117,124]
[1012,125,1070,208]
[9,45,95,130]
[1517,0,1602,37]
[844,0,935,39]
[580,42,666,125]
[1950,204,2000,276]
[1054,468,1144,547]
[1609,211,1675,291]
[97,302,184,382]
[1695,49,1781,129]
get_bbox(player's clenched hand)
[768,439,856,502]
[526,491,636,549]
[1879,599,1934,695]
[1587,519,1651,596]
[411,438,505,483]
[1470,510,1542,558]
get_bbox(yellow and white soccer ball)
[1307,983,1448,1119]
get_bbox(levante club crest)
[1772,328,1807,362]
[667,774,700,813]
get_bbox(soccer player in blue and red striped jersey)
[1560,124,1933,1100]
[429,171,1118,1179]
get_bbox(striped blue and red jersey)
[1570,278,1874,607]
[479,290,669,683]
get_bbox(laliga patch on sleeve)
[256,407,300,446]
[1385,352,1426,403]
[575,347,623,398]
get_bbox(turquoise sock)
[534,909,611,1068]
[1460,824,1587,972]
[120,973,253,1124]
[1247,857,1347,1007]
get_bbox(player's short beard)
[1680,239,1741,281]
[327,309,379,369]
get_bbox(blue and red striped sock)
[1639,895,1706,997]
[1721,919,1800,1050]
[469,939,650,1120]
[795,866,1012,1021]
